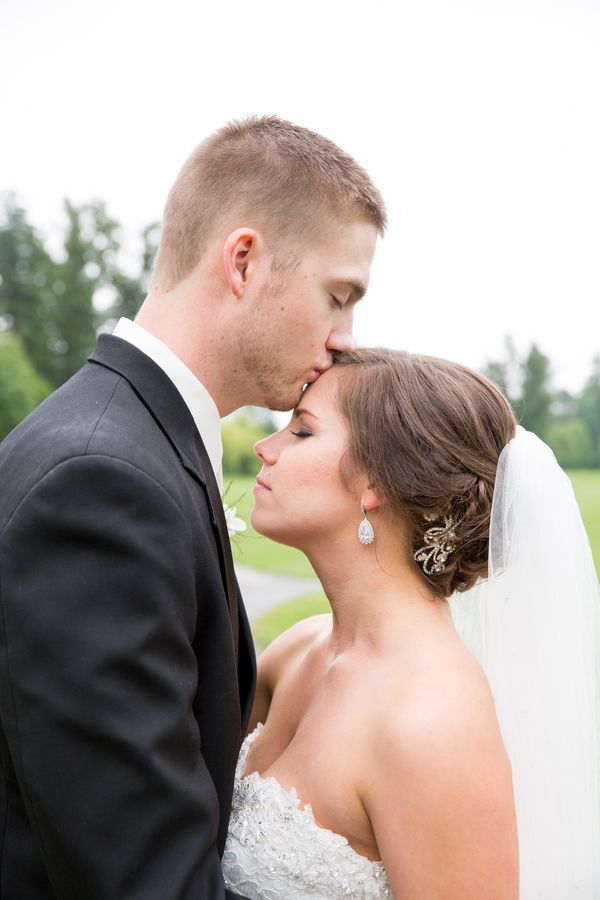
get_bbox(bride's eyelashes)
[290,428,313,438]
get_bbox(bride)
[222,348,600,899]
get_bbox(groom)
[0,116,385,899]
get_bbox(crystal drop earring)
[358,504,375,545]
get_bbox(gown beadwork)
[222,724,392,899]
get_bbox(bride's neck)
[305,535,452,654]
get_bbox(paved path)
[234,563,322,621]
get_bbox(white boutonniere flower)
[222,502,247,538]
[221,482,248,546]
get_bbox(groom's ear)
[222,228,260,298]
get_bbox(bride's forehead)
[298,369,340,409]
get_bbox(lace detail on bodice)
[222,724,392,899]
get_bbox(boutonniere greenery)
[221,483,247,540]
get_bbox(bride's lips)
[254,475,271,494]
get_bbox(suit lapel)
[88,334,241,663]
[192,433,240,663]
[237,594,256,732]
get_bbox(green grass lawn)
[568,470,600,575]
[252,591,330,649]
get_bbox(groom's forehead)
[308,225,376,294]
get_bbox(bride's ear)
[359,487,382,513]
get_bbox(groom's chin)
[263,386,304,414]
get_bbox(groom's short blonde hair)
[152,115,387,290]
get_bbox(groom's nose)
[326,310,354,353]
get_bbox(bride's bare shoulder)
[361,650,518,898]
[247,614,331,733]
[380,644,500,748]
[260,613,332,678]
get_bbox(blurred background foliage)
[483,337,600,469]
[222,411,274,475]
[1,195,599,473]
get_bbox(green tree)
[46,200,120,386]
[578,356,600,466]
[107,221,161,322]
[483,335,525,422]
[484,336,520,399]
[0,196,123,388]
[552,388,578,420]
[0,198,162,437]
[0,197,57,383]
[0,332,51,440]
[545,417,595,469]
[519,344,553,439]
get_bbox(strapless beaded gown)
[222,724,392,899]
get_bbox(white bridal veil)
[450,427,600,899]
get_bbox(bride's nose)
[254,434,278,466]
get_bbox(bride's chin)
[250,514,278,541]
[249,509,266,534]
[250,516,303,552]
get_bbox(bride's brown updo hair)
[333,349,517,599]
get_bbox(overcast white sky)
[2,0,599,392]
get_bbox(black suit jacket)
[0,334,256,899]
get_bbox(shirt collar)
[112,317,223,491]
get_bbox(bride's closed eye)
[290,428,312,438]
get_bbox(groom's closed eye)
[330,280,367,306]
[330,279,367,303]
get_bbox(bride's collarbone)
[255,639,395,778]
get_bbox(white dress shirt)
[112,317,223,491]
